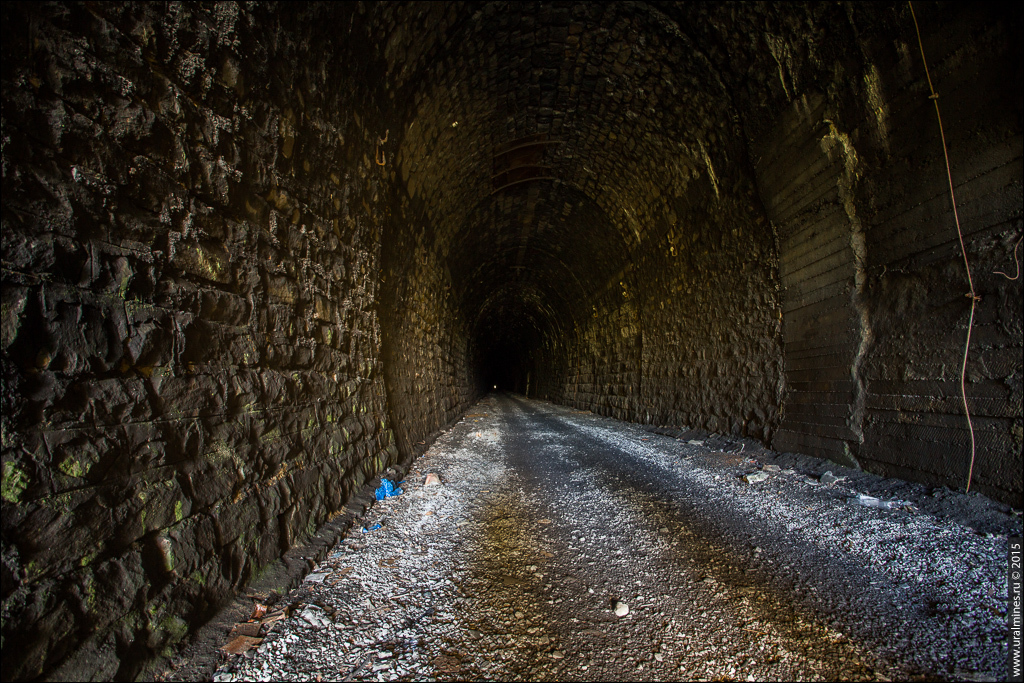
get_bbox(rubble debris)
[820,471,846,486]
[221,635,262,655]
[229,622,261,638]
[854,494,915,510]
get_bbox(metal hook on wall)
[375,129,389,166]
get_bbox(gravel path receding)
[205,394,1018,682]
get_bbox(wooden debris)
[221,635,263,654]
[229,622,261,638]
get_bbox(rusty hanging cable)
[908,1,979,492]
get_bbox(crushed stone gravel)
[194,394,1018,682]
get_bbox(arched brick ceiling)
[446,184,622,335]
[383,1,754,340]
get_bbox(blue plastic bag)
[375,478,403,501]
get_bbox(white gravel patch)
[207,395,1016,683]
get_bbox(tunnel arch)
[387,0,754,255]
[447,183,629,322]
[471,285,561,394]
[1,2,1020,679]
[379,0,780,454]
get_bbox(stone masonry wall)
[751,4,1022,504]
[636,201,784,441]
[0,4,399,679]
[543,191,784,442]
[378,210,479,458]
[855,6,1022,503]
[533,3,1020,505]
[757,93,871,470]
[0,3,1020,681]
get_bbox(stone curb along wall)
[1,4,402,680]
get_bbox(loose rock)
[820,471,841,485]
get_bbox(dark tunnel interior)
[1,2,1021,679]
[475,299,548,393]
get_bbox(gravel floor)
[204,394,1018,682]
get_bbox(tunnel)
[0,2,1021,680]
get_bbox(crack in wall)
[821,121,868,470]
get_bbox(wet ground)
[169,394,1019,682]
